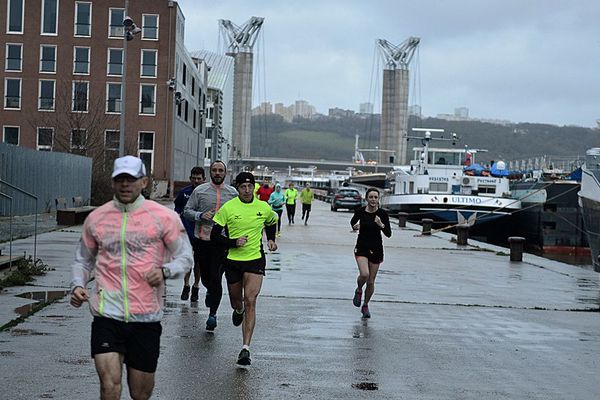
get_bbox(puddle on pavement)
[14,290,69,317]
[352,382,378,391]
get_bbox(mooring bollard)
[397,212,408,228]
[422,218,433,235]
[456,224,469,245]
[508,236,526,261]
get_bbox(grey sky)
[176,0,599,127]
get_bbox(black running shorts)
[302,203,311,212]
[91,316,162,373]
[224,253,266,284]
[354,245,384,264]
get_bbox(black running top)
[350,207,392,249]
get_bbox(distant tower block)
[377,37,419,164]
[219,16,264,158]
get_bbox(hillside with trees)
[250,114,600,165]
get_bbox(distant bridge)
[231,156,395,174]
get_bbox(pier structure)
[378,37,420,165]
[219,17,264,159]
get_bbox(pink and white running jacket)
[71,196,193,322]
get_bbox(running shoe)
[353,289,362,307]
[276,231,281,237]
[237,348,251,366]
[206,314,217,331]
[361,305,371,318]
[232,308,245,326]
[190,286,199,303]
[180,285,190,301]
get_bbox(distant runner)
[350,188,391,318]
[268,183,285,236]
[284,182,298,224]
[300,183,314,225]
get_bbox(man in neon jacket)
[70,155,193,400]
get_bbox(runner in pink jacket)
[70,155,193,400]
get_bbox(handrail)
[0,179,38,262]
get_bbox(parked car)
[331,188,362,211]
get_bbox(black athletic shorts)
[224,252,266,284]
[354,245,384,264]
[91,316,162,373]
[302,203,311,212]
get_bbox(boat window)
[409,182,414,193]
[429,182,448,192]
[478,185,496,194]
[432,151,461,166]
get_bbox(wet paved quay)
[1,201,600,399]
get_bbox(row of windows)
[5,44,158,78]
[3,78,159,115]
[6,1,159,40]
[2,126,155,173]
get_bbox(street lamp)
[118,2,141,156]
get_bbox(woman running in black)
[350,188,392,318]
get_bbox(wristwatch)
[161,267,171,279]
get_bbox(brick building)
[0,0,206,196]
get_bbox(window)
[73,47,90,74]
[40,45,56,73]
[39,79,55,110]
[184,100,189,122]
[37,127,54,151]
[140,50,157,77]
[71,129,87,154]
[74,2,91,37]
[4,78,21,109]
[191,77,195,97]
[7,0,24,33]
[138,132,154,174]
[182,64,187,86]
[193,109,196,129]
[72,81,89,112]
[142,14,158,40]
[429,182,448,192]
[108,8,124,38]
[106,82,121,113]
[5,43,22,71]
[139,84,155,115]
[105,130,119,168]
[41,0,58,35]
[107,48,123,76]
[3,126,19,145]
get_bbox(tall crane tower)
[219,17,264,159]
[378,37,420,165]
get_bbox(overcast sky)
[176,0,599,127]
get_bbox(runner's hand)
[145,268,164,287]
[374,215,384,228]
[352,223,360,231]
[70,287,89,307]
[267,240,277,252]
[202,209,215,220]
[236,236,248,247]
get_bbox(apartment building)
[0,0,206,196]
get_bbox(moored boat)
[578,148,600,271]
[381,129,520,229]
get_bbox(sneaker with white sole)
[237,348,251,366]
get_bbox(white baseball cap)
[112,155,146,178]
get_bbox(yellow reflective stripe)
[98,289,104,315]
[120,212,129,322]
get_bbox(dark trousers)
[286,203,296,223]
[274,209,283,231]
[193,239,227,315]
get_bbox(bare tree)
[28,78,137,204]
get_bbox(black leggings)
[274,209,283,231]
[286,203,296,223]
[193,239,226,315]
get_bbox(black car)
[331,188,362,211]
